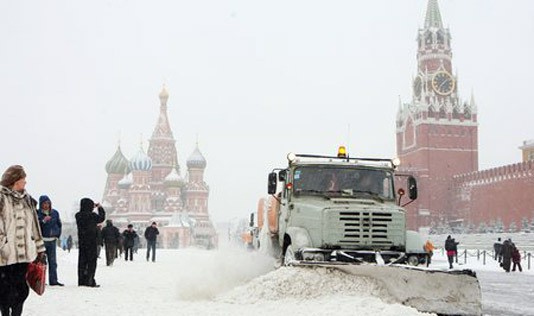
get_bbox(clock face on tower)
[432,71,455,95]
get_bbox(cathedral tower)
[184,144,209,221]
[147,86,180,210]
[103,144,129,209]
[396,0,478,229]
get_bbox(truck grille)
[325,210,399,249]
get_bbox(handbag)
[26,260,47,295]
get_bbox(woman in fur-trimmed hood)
[0,165,46,316]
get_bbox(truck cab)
[266,149,417,265]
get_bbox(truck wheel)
[284,245,296,266]
[406,255,420,266]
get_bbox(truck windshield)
[292,166,394,200]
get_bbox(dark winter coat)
[144,226,159,242]
[75,198,105,253]
[512,248,521,264]
[493,242,502,254]
[122,229,137,248]
[37,195,62,239]
[501,240,513,260]
[445,237,455,251]
[101,221,120,246]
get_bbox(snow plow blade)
[297,262,482,316]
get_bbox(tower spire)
[151,85,174,140]
[424,0,443,29]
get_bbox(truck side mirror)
[408,176,418,200]
[268,172,277,194]
[278,170,287,182]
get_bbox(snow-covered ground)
[23,244,534,316]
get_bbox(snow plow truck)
[255,147,482,316]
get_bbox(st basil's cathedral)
[101,86,217,248]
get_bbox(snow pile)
[174,248,275,301]
[218,266,388,303]
[216,266,433,316]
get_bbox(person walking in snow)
[512,245,523,272]
[122,224,137,261]
[501,239,513,272]
[0,165,46,316]
[493,237,503,263]
[75,198,105,287]
[101,220,120,266]
[144,222,159,262]
[66,235,73,253]
[37,195,64,286]
[444,235,456,269]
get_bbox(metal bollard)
[464,249,467,264]
[483,250,486,265]
[528,253,531,270]
[477,249,480,260]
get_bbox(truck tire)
[284,244,296,266]
[407,255,420,266]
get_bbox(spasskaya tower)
[396,0,478,230]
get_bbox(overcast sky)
[1,0,533,224]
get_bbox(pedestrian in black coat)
[144,222,160,262]
[445,235,456,269]
[501,239,513,272]
[512,246,523,272]
[101,220,120,266]
[75,198,105,287]
[122,224,138,261]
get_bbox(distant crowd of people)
[0,165,160,316]
[423,234,524,272]
[493,237,523,272]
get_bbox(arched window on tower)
[436,31,444,45]
[428,107,435,118]
[464,108,472,119]
[452,107,461,120]
[425,31,433,45]
[439,107,446,119]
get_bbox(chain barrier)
[436,248,531,270]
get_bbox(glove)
[35,252,47,264]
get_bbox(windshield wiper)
[352,190,385,203]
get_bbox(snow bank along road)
[23,247,534,316]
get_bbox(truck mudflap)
[295,262,482,316]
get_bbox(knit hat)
[1,165,26,188]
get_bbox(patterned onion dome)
[117,173,133,189]
[105,146,130,174]
[164,168,185,187]
[186,146,207,169]
[129,148,152,171]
